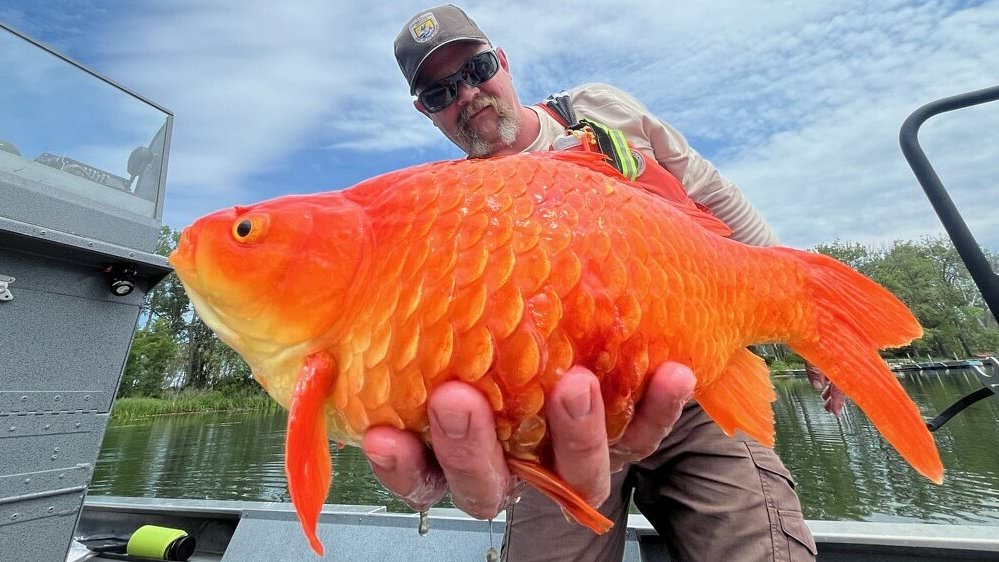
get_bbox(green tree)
[124,225,253,394]
[815,236,999,359]
[813,240,876,275]
[119,317,178,397]
[984,247,999,332]
[184,312,250,389]
[146,227,189,335]
[121,227,185,396]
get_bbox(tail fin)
[286,352,338,556]
[779,249,943,483]
[508,458,613,534]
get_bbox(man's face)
[413,42,520,157]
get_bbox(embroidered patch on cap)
[409,12,439,43]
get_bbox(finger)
[362,426,446,511]
[610,362,695,471]
[428,381,510,519]
[547,366,611,506]
[825,384,847,417]
[819,384,842,414]
[805,361,827,390]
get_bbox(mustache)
[458,95,504,127]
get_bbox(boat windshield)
[0,23,171,222]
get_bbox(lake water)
[90,367,999,525]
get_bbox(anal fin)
[695,348,777,446]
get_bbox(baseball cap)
[395,5,491,94]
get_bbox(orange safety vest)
[536,98,731,238]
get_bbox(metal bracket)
[0,274,14,301]
[926,357,998,431]
[972,357,999,394]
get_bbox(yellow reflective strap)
[585,120,639,180]
[608,127,638,180]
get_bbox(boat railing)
[900,86,999,429]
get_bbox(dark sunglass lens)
[466,52,498,85]
[420,84,454,113]
[418,51,497,113]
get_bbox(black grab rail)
[899,85,999,430]
[899,85,999,320]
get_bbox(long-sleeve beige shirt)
[524,83,779,247]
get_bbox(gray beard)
[456,97,520,157]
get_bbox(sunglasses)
[417,50,500,113]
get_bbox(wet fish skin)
[169,150,942,556]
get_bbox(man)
[364,5,829,560]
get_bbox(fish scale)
[355,157,739,444]
[170,149,942,556]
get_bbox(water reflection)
[92,368,999,524]
[91,410,424,512]
[773,366,999,524]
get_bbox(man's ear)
[496,47,510,72]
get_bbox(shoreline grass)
[111,390,280,421]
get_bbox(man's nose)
[455,80,480,106]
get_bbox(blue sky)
[2,1,998,251]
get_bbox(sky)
[2,0,998,252]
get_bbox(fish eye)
[231,214,269,243]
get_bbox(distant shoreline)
[110,390,278,421]
[111,357,989,419]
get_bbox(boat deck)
[71,497,999,561]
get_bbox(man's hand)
[361,362,696,518]
[805,361,846,416]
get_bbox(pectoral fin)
[286,351,337,556]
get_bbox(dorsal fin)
[541,151,733,238]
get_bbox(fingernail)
[367,452,396,471]
[434,410,470,439]
[563,386,592,419]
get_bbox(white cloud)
[704,1,999,249]
[7,0,997,251]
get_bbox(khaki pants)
[502,402,817,562]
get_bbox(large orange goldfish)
[169,150,942,556]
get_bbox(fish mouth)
[167,227,245,349]
[168,228,197,274]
